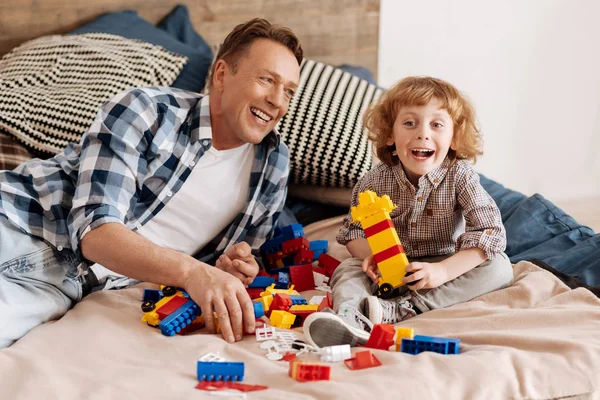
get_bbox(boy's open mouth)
[411,148,435,159]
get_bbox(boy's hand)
[361,254,380,282]
[403,262,448,290]
[216,242,259,286]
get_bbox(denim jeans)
[0,217,83,348]
[330,252,514,313]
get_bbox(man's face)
[212,38,300,149]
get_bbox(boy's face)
[387,98,455,186]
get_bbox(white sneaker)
[363,294,417,324]
[303,307,373,348]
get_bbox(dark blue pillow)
[70,10,212,92]
[336,64,377,85]
[157,5,213,58]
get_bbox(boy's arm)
[346,238,372,259]
[438,247,486,282]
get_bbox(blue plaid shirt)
[0,87,289,265]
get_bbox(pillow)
[71,10,213,93]
[0,33,187,155]
[276,59,384,188]
[157,5,213,58]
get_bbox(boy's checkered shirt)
[337,157,506,260]
[0,87,289,264]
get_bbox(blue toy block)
[401,335,460,355]
[260,224,305,255]
[253,302,265,318]
[269,266,290,275]
[159,300,202,336]
[274,272,290,289]
[143,289,163,303]
[288,295,308,305]
[197,361,245,381]
[310,240,328,260]
[248,276,275,288]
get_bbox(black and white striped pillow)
[0,33,187,155]
[277,59,383,188]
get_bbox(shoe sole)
[364,296,384,325]
[303,312,370,348]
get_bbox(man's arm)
[81,222,255,343]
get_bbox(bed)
[1,1,599,399]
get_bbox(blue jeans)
[0,217,84,348]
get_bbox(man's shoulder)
[111,86,204,111]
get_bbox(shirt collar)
[393,156,453,189]
[189,94,280,148]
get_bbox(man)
[0,18,302,348]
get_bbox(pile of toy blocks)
[255,223,341,293]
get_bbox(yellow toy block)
[269,310,296,329]
[395,327,415,351]
[260,283,299,297]
[289,304,319,312]
[141,290,186,326]
[351,191,397,222]
[257,294,273,313]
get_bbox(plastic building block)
[282,237,310,255]
[197,361,244,381]
[269,293,293,313]
[142,288,163,303]
[289,361,331,382]
[269,310,296,329]
[401,335,461,355]
[274,272,290,289]
[288,304,318,327]
[195,381,267,392]
[248,276,275,288]
[281,352,297,362]
[395,327,415,351]
[246,287,263,300]
[159,300,202,336]
[293,248,315,265]
[319,344,352,362]
[309,240,328,260]
[156,295,188,320]
[318,292,333,311]
[344,351,382,370]
[318,254,341,277]
[141,288,186,327]
[255,326,277,341]
[253,301,265,318]
[364,324,396,351]
[260,283,299,297]
[289,264,315,292]
[288,295,308,305]
[351,190,409,299]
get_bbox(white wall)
[379,0,600,204]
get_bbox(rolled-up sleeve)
[455,167,506,259]
[67,89,157,260]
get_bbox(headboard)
[0,0,380,77]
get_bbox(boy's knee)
[487,253,514,288]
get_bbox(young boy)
[303,76,513,348]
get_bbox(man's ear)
[211,59,229,91]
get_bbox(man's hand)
[361,254,380,282]
[216,242,259,286]
[183,263,255,343]
[402,262,448,290]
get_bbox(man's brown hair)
[208,18,303,88]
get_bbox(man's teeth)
[251,107,272,122]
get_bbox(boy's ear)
[450,136,457,150]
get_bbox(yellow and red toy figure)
[351,190,409,298]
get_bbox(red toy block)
[269,293,292,313]
[289,361,331,382]
[318,254,341,277]
[289,308,317,327]
[281,352,297,362]
[294,248,314,265]
[246,288,263,299]
[364,324,396,351]
[344,350,382,370]
[282,237,310,256]
[156,295,188,320]
[318,292,333,312]
[195,381,268,392]
[313,266,327,275]
[289,264,315,292]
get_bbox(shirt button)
[189,160,195,167]
[411,222,417,228]
[202,140,209,146]
[417,196,423,202]
[433,179,439,184]
[485,229,493,235]
[57,245,63,251]
[167,191,173,197]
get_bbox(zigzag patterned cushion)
[277,59,384,188]
[0,33,187,155]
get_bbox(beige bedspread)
[1,217,599,400]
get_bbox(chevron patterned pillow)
[0,33,187,155]
[276,59,383,188]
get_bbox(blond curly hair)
[365,76,482,166]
